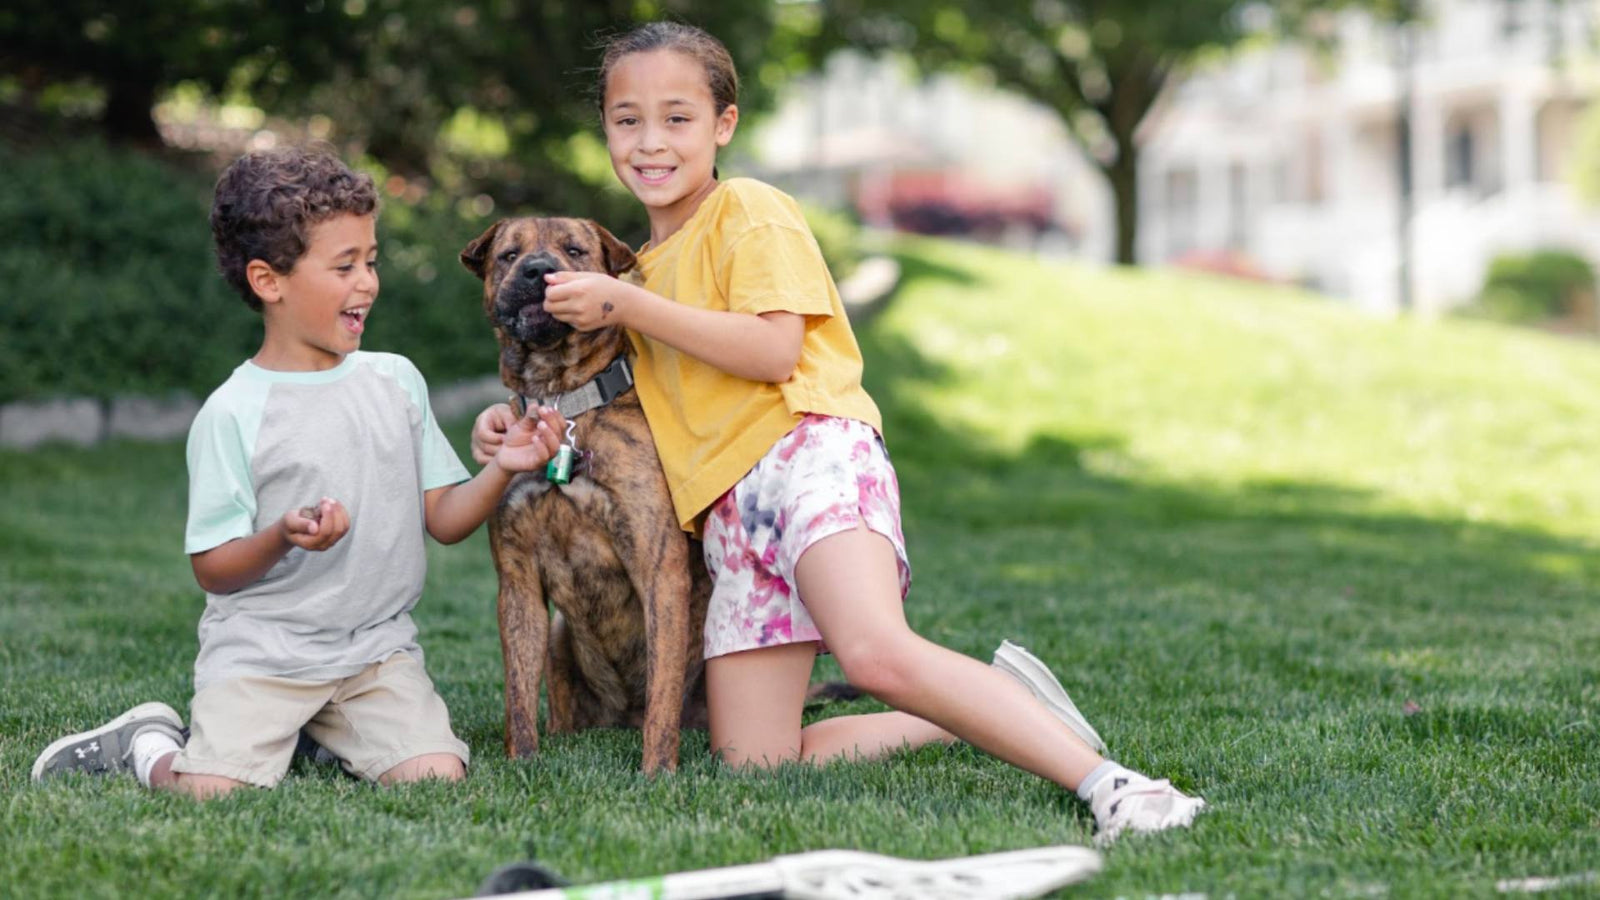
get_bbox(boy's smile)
[252,213,379,371]
[603,49,738,245]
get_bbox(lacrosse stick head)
[773,845,1101,900]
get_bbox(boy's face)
[253,213,378,371]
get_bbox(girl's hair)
[597,22,739,115]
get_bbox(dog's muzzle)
[495,252,572,345]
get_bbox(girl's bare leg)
[707,642,958,767]
[794,524,1104,791]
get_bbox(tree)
[275,1,798,232]
[814,0,1336,265]
[0,1,800,231]
[0,1,357,142]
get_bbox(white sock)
[1076,760,1131,802]
[131,730,182,788]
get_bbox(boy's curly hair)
[210,144,379,310]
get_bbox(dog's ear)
[460,220,505,279]
[591,222,637,277]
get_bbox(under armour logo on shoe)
[1113,777,1128,791]
[73,741,101,759]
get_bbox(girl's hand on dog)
[471,403,518,465]
[543,271,634,331]
[495,405,568,474]
[281,497,349,551]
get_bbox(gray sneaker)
[992,640,1107,754]
[31,701,184,782]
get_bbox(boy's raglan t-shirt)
[184,351,469,693]
[631,178,882,532]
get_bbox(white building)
[745,51,1110,258]
[1140,0,1600,314]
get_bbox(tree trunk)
[1106,139,1140,266]
[102,78,161,144]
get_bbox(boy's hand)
[471,402,517,466]
[495,406,568,474]
[543,271,632,332]
[281,497,349,551]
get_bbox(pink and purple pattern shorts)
[702,414,911,660]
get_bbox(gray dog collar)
[521,355,634,420]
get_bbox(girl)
[473,21,1204,843]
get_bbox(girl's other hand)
[471,402,517,465]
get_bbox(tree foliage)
[277,1,801,231]
[0,2,800,233]
[0,1,357,141]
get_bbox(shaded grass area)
[3,239,1599,898]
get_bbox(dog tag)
[547,443,575,485]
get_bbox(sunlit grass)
[2,238,1597,898]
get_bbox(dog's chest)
[497,472,642,626]
[502,472,611,518]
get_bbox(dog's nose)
[519,254,557,282]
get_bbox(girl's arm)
[543,272,803,383]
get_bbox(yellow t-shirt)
[630,178,882,532]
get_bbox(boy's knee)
[378,752,466,785]
[168,773,252,800]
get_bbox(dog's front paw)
[505,717,541,758]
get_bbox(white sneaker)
[1088,772,1207,845]
[992,639,1107,754]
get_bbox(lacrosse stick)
[473,844,1100,900]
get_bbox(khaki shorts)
[170,654,469,788]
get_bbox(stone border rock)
[0,256,900,451]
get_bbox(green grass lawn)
[3,238,1598,898]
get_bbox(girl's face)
[603,49,738,243]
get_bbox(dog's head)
[460,217,637,348]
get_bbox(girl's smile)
[634,167,675,185]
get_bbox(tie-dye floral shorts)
[701,414,912,660]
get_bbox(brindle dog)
[461,217,709,773]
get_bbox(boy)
[31,145,565,798]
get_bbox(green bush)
[801,202,863,283]
[0,140,874,404]
[1468,248,1596,324]
[0,140,501,404]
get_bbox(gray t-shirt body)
[184,352,470,693]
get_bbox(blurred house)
[746,51,1112,258]
[1140,0,1600,314]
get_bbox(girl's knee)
[379,753,466,785]
[833,636,924,704]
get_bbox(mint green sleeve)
[184,398,259,555]
[397,357,471,490]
